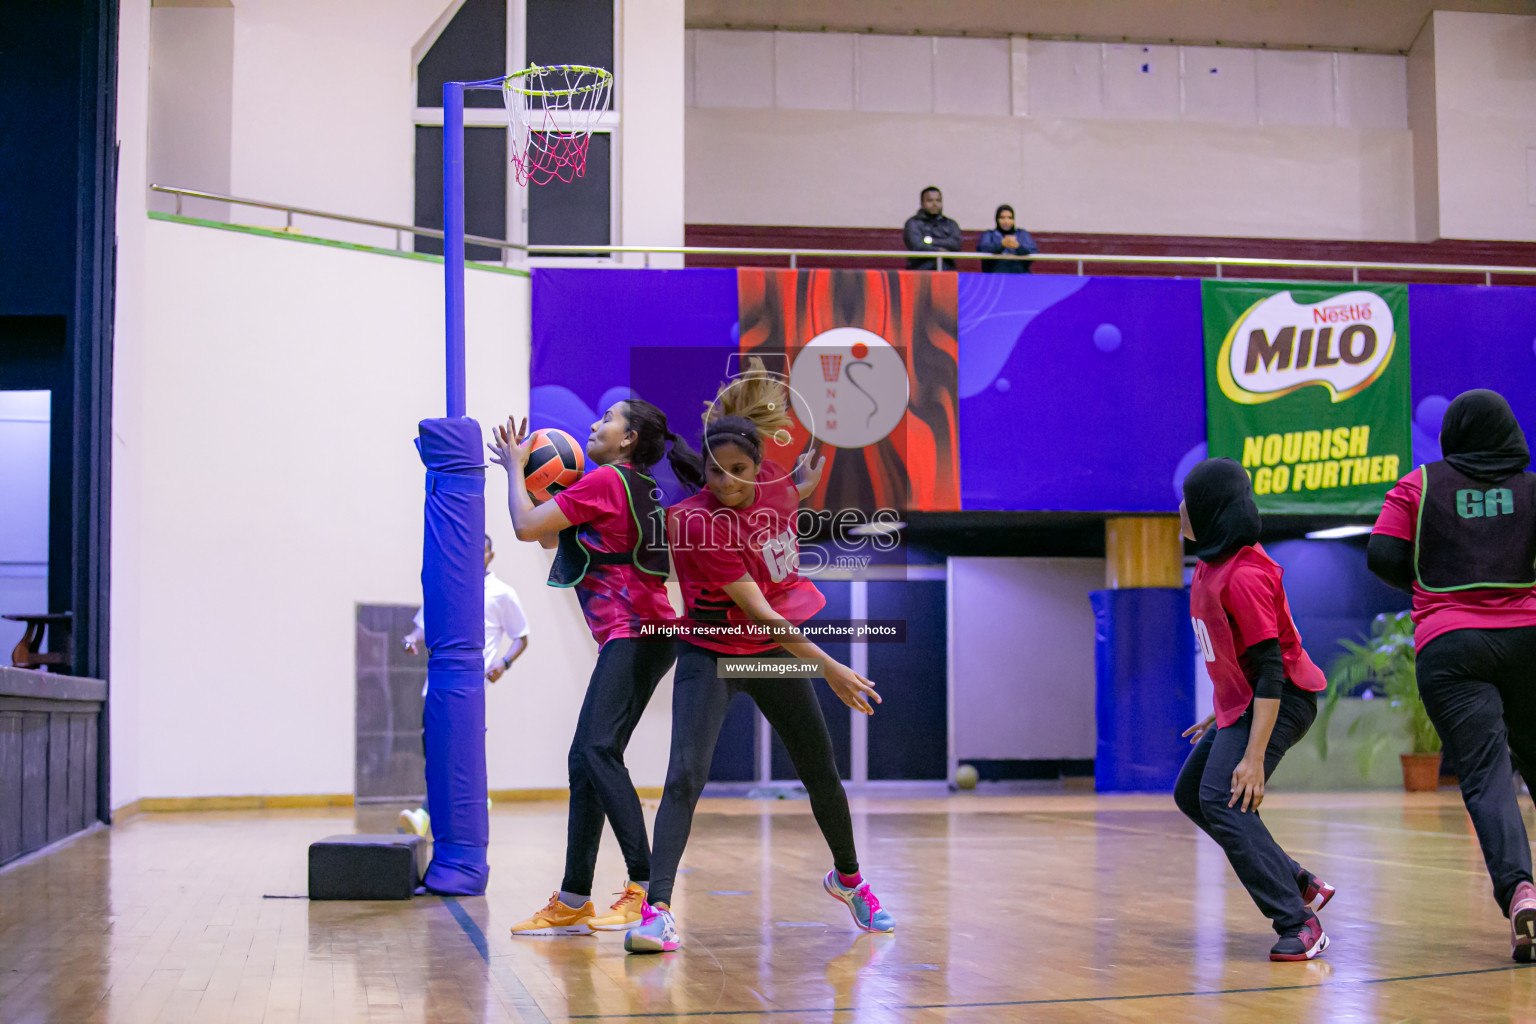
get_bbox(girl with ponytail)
[624,361,895,954]
[487,398,693,938]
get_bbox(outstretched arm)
[720,576,881,715]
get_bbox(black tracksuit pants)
[560,638,676,895]
[646,643,859,909]
[1174,682,1318,935]
[1417,625,1536,915]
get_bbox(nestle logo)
[1216,289,1396,405]
[1312,303,1371,324]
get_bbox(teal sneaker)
[823,871,895,933]
[624,902,680,954]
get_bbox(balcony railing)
[149,185,1536,285]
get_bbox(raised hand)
[794,449,827,498]
[488,415,531,471]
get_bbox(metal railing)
[151,184,527,261]
[149,185,1536,284]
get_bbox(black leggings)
[1174,682,1318,935]
[561,638,677,896]
[647,643,859,908]
[1417,625,1536,915]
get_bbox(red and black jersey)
[666,462,826,655]
[1190,544,1327,728]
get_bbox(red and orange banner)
[737,269,960,512]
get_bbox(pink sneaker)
[1511,881,1536,962]
[624,902,680,954]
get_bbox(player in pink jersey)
[1368,389,1536,961]
[1174,458,1333,962]
[489,399,700,937]
[626,361,894,954]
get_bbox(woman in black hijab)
[1367,388,1536,962]
[1174,458,1334,961]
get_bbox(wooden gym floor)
[4,791,1536,1022]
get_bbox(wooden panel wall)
[0,686,102,866]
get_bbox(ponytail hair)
[664,429,706,492]
[620,398,705,491]
[704,356,790,443]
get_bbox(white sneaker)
[397,807,430,837]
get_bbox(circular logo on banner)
[789,328,909,448]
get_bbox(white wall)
[1407,17,1440,243]
[618,0,686,265]
[146,1,688,254]
[684,31,1417,239]
[224,0,448,240]
[148,5,233,209]
[687,108,1416,240]
[123,219,671,798]
[950,558,1103,762]
[1427,11,1536,241]
[687,0,1534,55]
[112,0,152,812]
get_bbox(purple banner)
[1407,284,1536,468]
[530,268,738,503]
[530,271,1536,514]
[958,275,1206,512]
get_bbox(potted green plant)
[1314,610,1442,791]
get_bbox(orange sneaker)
[510,892,595,936]
[589,881,648,931]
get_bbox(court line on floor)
[442,900,552,1024]
[560,962,1536,1019]
[1285,816,1483,840]
[1030,812,1491,878]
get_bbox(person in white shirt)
[398,534,530,836]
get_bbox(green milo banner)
[1202,281,1411,515]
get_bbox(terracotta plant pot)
[1401,752,1443,792]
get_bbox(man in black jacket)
[902,187,961,270]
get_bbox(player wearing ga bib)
[1174,458,1333,964]
[551,461,677,647]
[1370,466,1536,654]
[491,398,697,938]
[1367,389,1536,961]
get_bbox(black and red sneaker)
[1270,913,1330,962]
[1510,881,1536,962]
[1297,870,1337,913]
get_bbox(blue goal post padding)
[416,416,489,894]
[1090,588,1195,793]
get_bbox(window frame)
[411,0,622,263]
